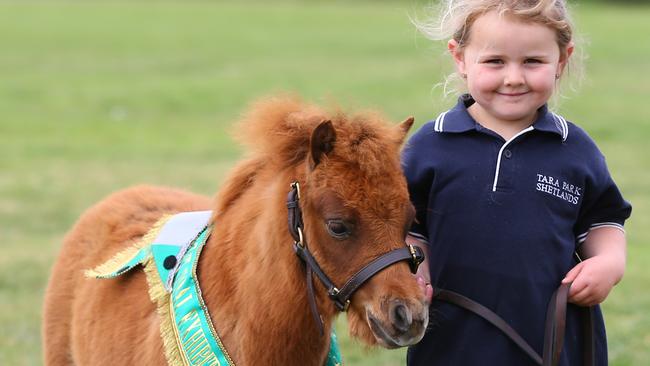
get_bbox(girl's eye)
[485,59,503,64]
[525,58,542,64]
[326,220,352,239]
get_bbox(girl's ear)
[557,41,575,77]
[448,39,466,76]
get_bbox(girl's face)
[449,11,573,129]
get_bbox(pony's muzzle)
[367,298,428,348]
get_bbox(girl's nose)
[504,66,525,86]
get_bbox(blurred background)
[1,1,648,365]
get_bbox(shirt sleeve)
[574,152,632,245]
[401,124,436,243]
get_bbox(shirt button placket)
[499,149,514,191]
[492,126,532,192]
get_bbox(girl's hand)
[562,254,623,306]
[416,275,434,305]
[563,226,627,307]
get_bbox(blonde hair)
[414,0,584,101]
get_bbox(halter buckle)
[328,287,350,312]
[328,286,340,297]
[408,244,424,274]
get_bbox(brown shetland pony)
[42,96,428,365]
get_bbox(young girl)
[403,1,632,365]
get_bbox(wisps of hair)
[413,0,572,45]
[411,0,585,105]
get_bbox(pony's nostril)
[389,302,413,333]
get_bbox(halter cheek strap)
[287,182,425,336]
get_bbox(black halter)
[286,181,424,335]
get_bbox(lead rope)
[434,282,594,366]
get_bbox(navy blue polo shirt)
[403,95,632,366]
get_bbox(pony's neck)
[199,168,337,366]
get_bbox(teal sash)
[92,211,342,366]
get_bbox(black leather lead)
[435,288,543,365]
[434,283,594,366]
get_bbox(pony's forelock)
[232,96,403,176]
[233,95,325,167]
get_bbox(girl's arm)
[562,226,627,306]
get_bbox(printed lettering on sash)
[535,173,582,205]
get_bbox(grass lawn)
[0,1,648,365]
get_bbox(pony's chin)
[365,308,427,349]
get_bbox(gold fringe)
[142,255,186,366]
[85,214,186,366]
[84,215,173,278]
[140,215,185,366]
[83,245,140,278]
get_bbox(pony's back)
[42,185,210,365]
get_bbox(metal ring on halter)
[296,226,305,248]
[291,181,301,199]
[342,300,350,311]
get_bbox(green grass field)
[1,1,648,365]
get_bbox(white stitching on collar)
[434,111,448,132]
[551,113,569,141]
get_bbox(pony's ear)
[396,116,415,144]
[309,120,336,169]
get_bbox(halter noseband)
[287,181,424,335]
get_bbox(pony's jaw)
[364,300,428,348]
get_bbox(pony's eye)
[326,220,351,239]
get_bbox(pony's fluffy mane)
[213,96,405,220]
[233,96,402,173]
